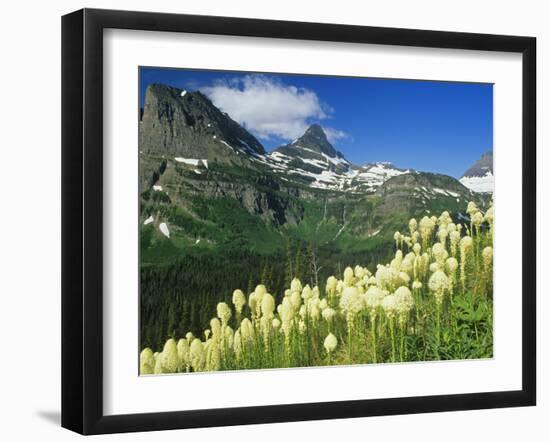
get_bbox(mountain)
[139,83,265,188]
[138,82,487,261]
[269,125,409,193]
[459,150,493,194]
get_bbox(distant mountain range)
[138,83,491,263]
[459,151,494,194]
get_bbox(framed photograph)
[62,8,536,435]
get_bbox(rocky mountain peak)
[461,150,493,178]
[293,124,338,158]
[459,150,494,194]
[140,83,265,161]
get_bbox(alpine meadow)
[138,69,494,374]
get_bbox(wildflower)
[484,206,494,225]
[232,289,246,315]
[450,230,461,257]
[326,276,337,293]
[466,201,479,216]
[290,278,302,293]
[240,318,254,342]
[471,211,484,230]
[419,216,435,246]
[322,307,336,322]
[324,333,338,354]
[409,218,418,235]
[343,267,355,286]
[290,291,302,310]
[394,231,402,249]
[208,319,220,338]
[412,280,423,290]
[261,293,275,318]
[381,294,398,318]
[364,286,384,314]
[428,270,450,305]
[272,318,281,329]
[395,286,414,323]
[160,338,179,373]
[432,242,448,266]
[140,348,155,375]
[255,284,267,298]
[216,302,232,325]
[413,243,421,256]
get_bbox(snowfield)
[159,222,170,238]
[460,172,494,194]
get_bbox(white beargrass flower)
[233,330,242,356]
[290,278,302,293]
[466,201,479,216]
[185,332,194,342]
[413,243,421,255]
[409,218,418,235]
[450,230,461,257]
[432,242,448,266]
[261,293,275,318]
[248,292,259,317]
[412,280,423,290]
[240,318,254,342]
[394,231,402,249]
[364,286,384,313]
[210,318,221,337]
[399,271,411,285]
[272,318,281,330]
[217,302,232,325]
[343,266,355,286]
[471,211,484,229]
[437,228,448,246]
[484,206,494,225]
[429,262,440,273]
[438,211,452,228]
[232,289,246,314]
[204,329,211,340]
[301,285,313,301]
[381,294,398,318]
[319,298,328,310]
[394,286,414,321]
[340,286,364,318]
[419,216,436,245]
[140,347,155,375]
[326,276,337,293]
[290,291,302,310]
[324,333,338,354]
[255,284,267,298]
[322,307,336,322]
[160,338,179,373]
[428,270,450,305]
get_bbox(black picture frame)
[62,8,536,435]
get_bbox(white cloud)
[323,126,351,144]
[202,75,346,142]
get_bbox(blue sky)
[140,67,493,178]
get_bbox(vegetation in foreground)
[140,201,494,374]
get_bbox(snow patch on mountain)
[460,172,494,193]
[159,222,170,238]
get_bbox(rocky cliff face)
[139,83,264,159]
